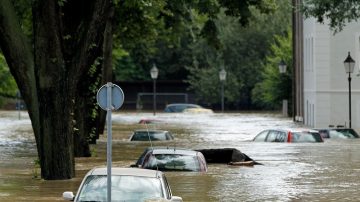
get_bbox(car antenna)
[144,122,158,171]
[144,122,154,152]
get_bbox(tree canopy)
[302,0,360,32]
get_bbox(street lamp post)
[343,52,355,128]
[150,64,159,116]
[219,69,227,112]
[278,60,288,116]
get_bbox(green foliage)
[112,0,279,82]
[186,1,291,108]
[251,29,292,111]
[0,53,18,107]
[11,0,32,37]
[301,0,360,32]
[113,49,148,81]
[32,158,41,179]
[186,62,242,104]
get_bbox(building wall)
[303,18,360,130]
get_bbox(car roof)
[149,147,198,156]
[314,128,354,131]
[265,128,319,133]
[88,167,162,178]
[134,129,168,133]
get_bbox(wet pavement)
[1,111,360,201]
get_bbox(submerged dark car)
[133,147,208,172]
[314,128,360,139]
[164,103,213,113]
[253,129,324,143]
[129,129,174,141]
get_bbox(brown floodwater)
[1,111,360,201]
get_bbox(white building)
[302,18,360,130]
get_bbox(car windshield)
[291,132,323,142]
[165,104,201,112]
[330,129,359,138]
[131,131,168,141]
[145,154,200,171]
[77,175,163,202]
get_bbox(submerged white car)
[63,167,182,202]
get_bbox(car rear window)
[332,129,360,138]
[144,154,200,171]
[131,131,168,141]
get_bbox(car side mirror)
[63,191,75,201]
[171,196,183,202]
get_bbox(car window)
[131,131,167,141]
[165,132,174,140]
[164,106,176,112]
[276,132,286,142]
[266,131,279,142]
[77,175,163,201]
[253,130,268,142]
[329,131,349,139]
[333,129,360,138]
[291,132,322,142]
[135,148,151,166]
[145,154,200,171]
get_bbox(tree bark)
[33,0,76,179]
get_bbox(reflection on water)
[1,111,360,201]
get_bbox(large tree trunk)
[33,0,76,179]
[1,0,110,179]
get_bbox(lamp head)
[219,69,227,81]
[278,59,287,74]
[344,52,355,74]
[150,64,159,79]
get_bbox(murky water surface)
[1,111,360,201]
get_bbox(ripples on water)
[1,111,360,201]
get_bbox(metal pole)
[153,79,156,116]
[348,73,352,128]
[106,82,112,202]
[221,81,224,112]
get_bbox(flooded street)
[1,111,360,201]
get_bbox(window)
[253,130,269,142]
[266,131,279,142]
[77,175,163,201]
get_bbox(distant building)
[302,18,360,129]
